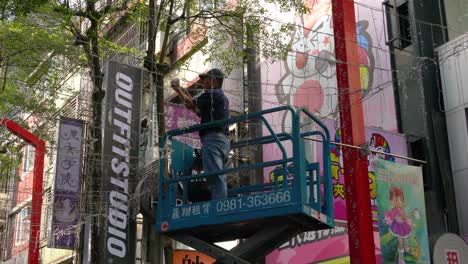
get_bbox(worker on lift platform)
[171,68,230,200]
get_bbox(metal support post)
[1,118,45,264]
[170,223,298,264]
[331,0,376,263]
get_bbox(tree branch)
[1,58,8,92]
[0,48,40,63]
[99,0,130,18]
[167,0,188,25]
[144,0,165,71]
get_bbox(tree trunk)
[82,14,105,263]
[143,0,171,262]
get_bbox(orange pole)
[331,0,376,262]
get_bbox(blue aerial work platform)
[156,106,334,263]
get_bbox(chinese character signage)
[446,250,460,264]
[101,62,142,263]
[164,103,201,148]
[432,233,468,264]
[321,120,407,225]
[48,117,84,249]
[265,121,406,263]
[375,159,430,264]
[266,221,382,263]
[173,249,215,264]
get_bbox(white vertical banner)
[48,117,84,249]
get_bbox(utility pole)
[331,0,376,263]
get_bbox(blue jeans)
[201,133,230,200]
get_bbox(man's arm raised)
[171,78,196,111]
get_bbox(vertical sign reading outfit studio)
[101,62,142,263]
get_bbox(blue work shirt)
[194,88,229,139]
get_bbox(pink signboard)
[263,1,403,262]
[320,119,408,224]
[261,0,403,207]
[266,224,382,264]
[164,103,201,148]
[264,120,407,263]
[261,0,397,131]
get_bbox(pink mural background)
[261,0,396,132]
[319,120,408,224]
[261,0,402,263]
[266,224,382,264]
[262,108,406,263]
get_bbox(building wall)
[2,73,84,263]
[260,0,410,263]
[443,0,468,40]
[15,152,33,207]
[261,0,399,179]
[437,33,468,242]
[1,250,27,264]
[387,0,458,238]
[9,148,34,258]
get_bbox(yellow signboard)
[319,256,350,264]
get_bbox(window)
[384,0,413,49]
[22,145,35,174]
[397,2,412,48]
[15,207,31,245]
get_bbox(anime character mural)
[369,133,395,167]
[357,21,375,96]
[263,1,403,263]
[275,0,335,119]
[275,0,375,117]
[274,0,374,163]
[368,133,394,221]
[375,160,430,264]
[384,187,418,264]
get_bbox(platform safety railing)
[157,105,333,225]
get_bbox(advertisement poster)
[264,119,408,221]
[321,120,408,225]
[263,0,403,262]
[266,123,405,264]
[375,159,430,264]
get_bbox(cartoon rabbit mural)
[274,0,374,163]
